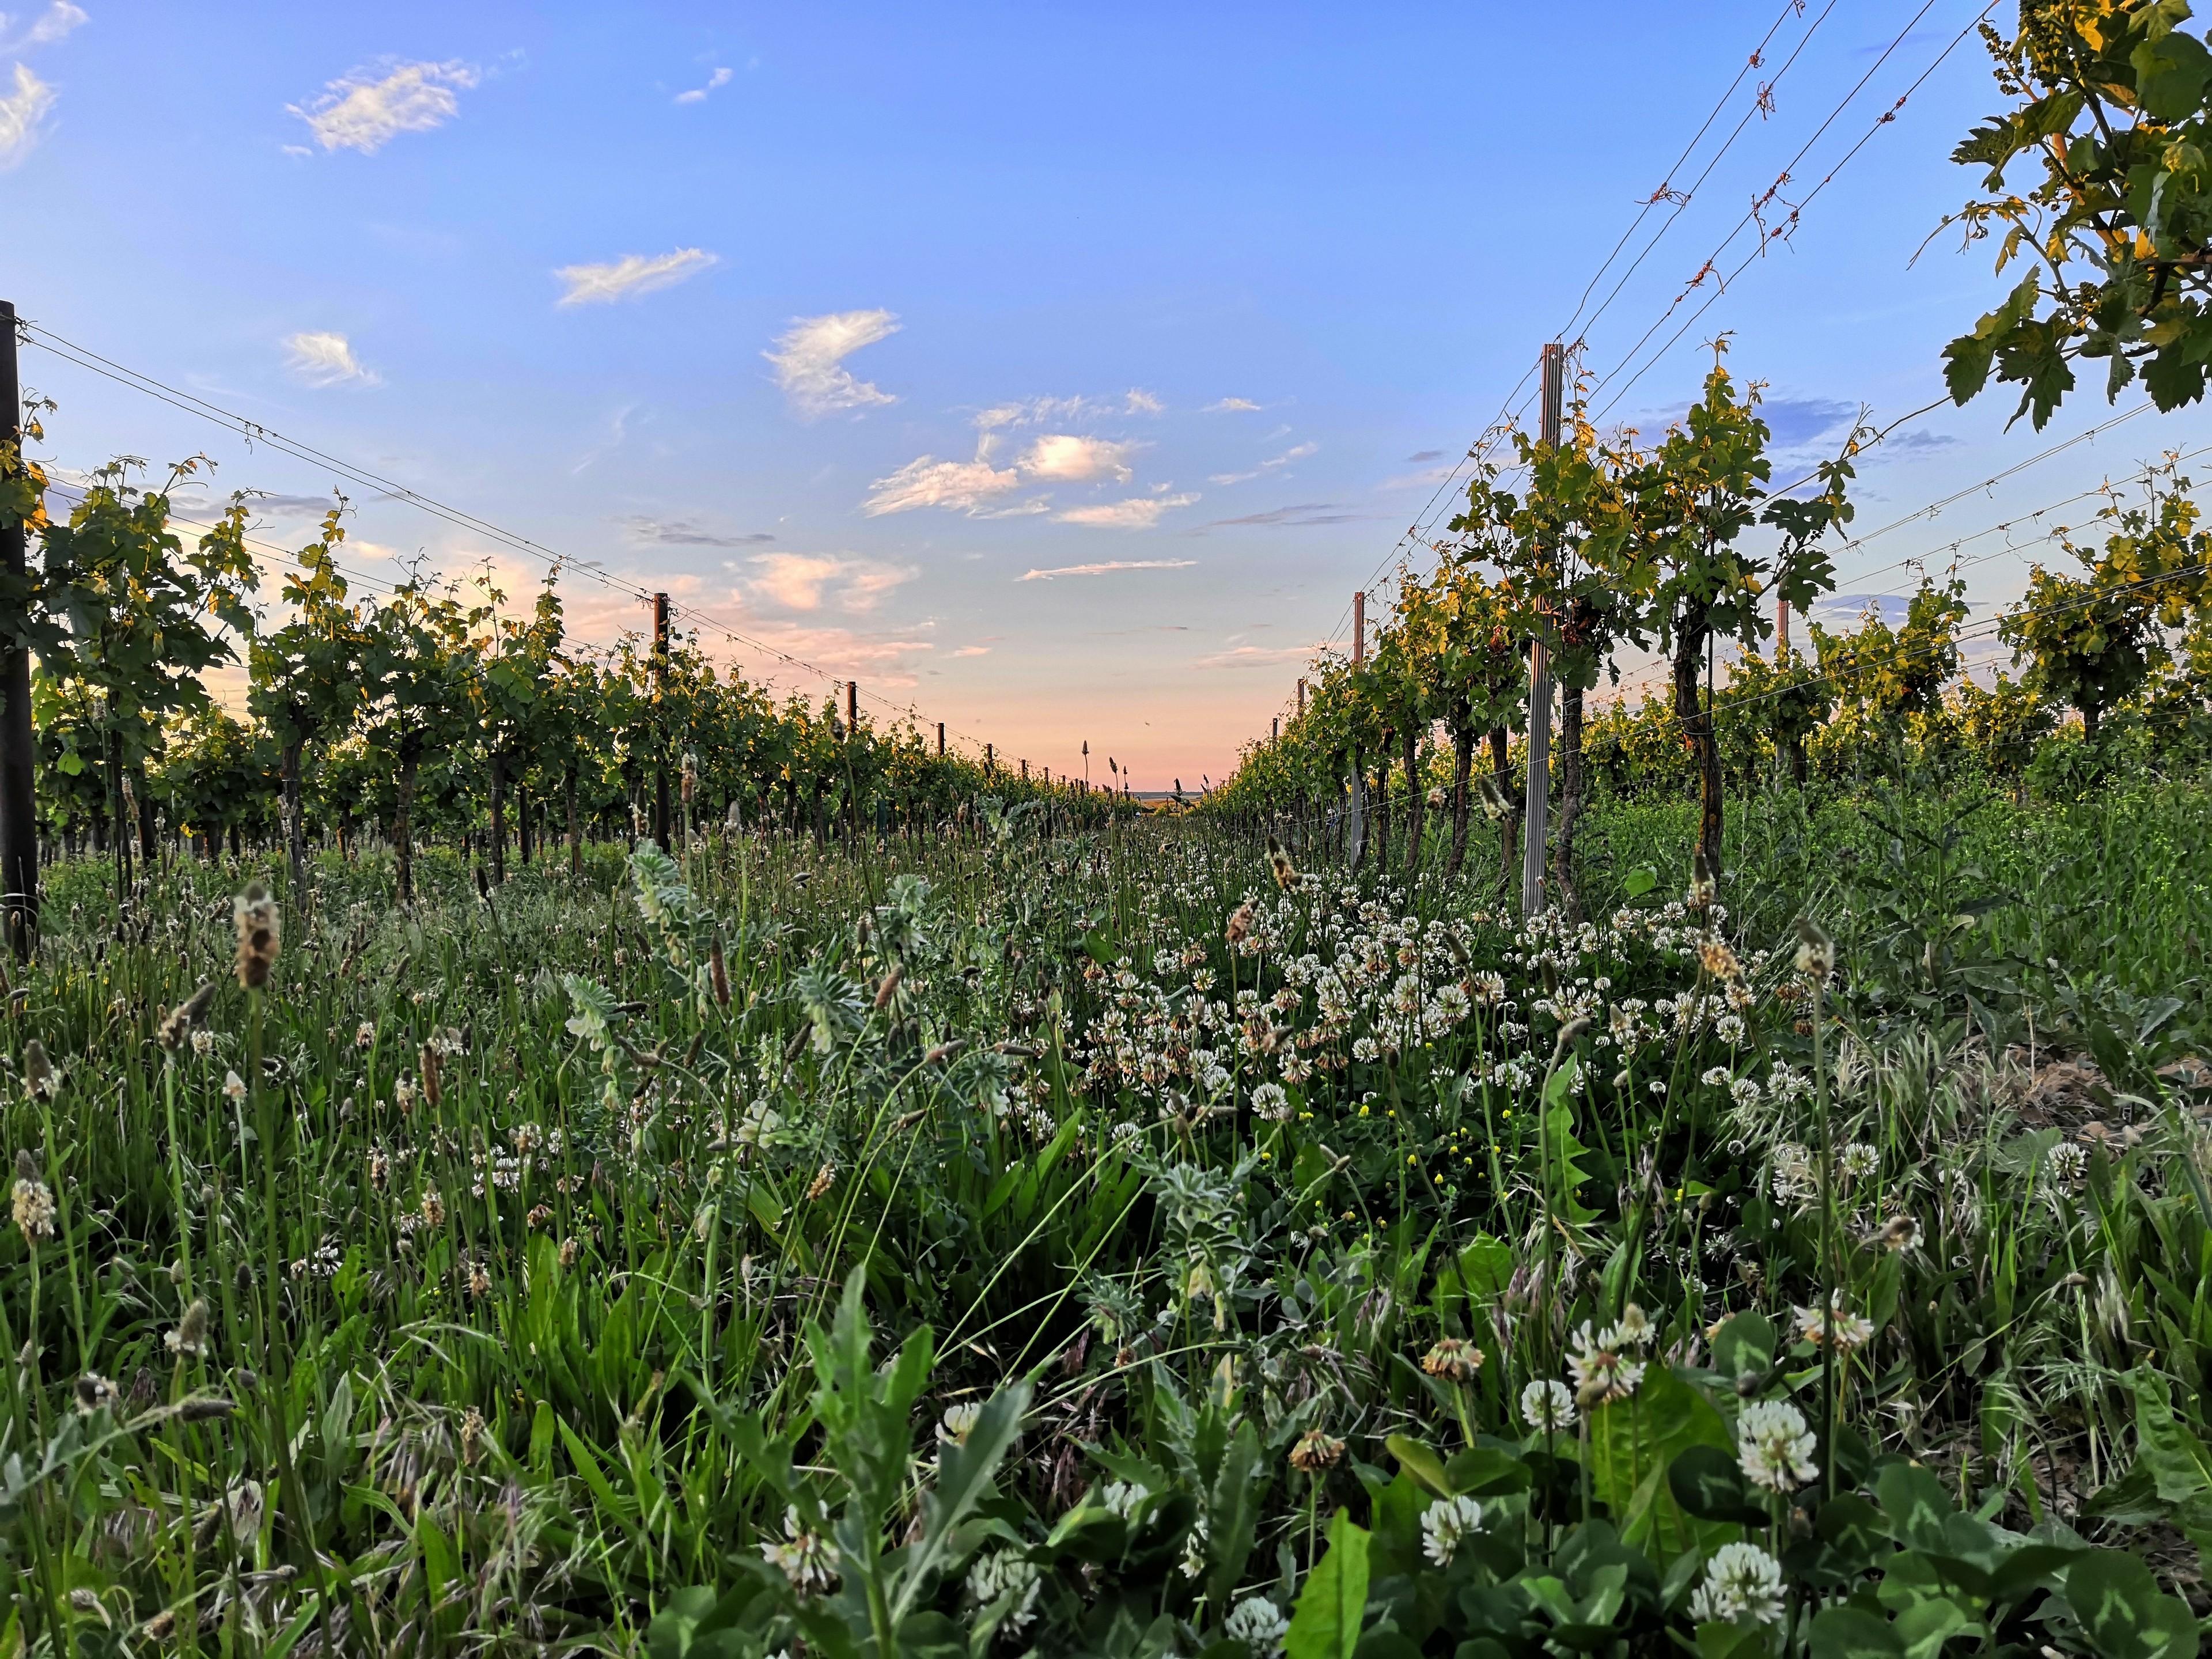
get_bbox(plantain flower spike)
[233,884,279,991]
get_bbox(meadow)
[0,771,2206,1658]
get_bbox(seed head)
[1289,1427,1345,1472]
[74,1372,116,1415]
[419,1044,442,1110]
[22,1039,55,1100]
[1266,837,1300,892]
[1794,916,1835,983]
[233,884,280,991]
[166,1299,210,1358]
[804,1162,836,1202]
[1225,902,1255,946]
[1420,1336,1484,1384]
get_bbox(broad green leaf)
[1808,1605,1904,1659]
[1286,1512,1369,1659]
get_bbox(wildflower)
[1840,1142,1880,1180]
[366,1148,389,1191]
[355,1021,376,1049]
[1226,1594,1291,1657]
[1699,937,1741,982]
[1250,1082,1290,1121]
[420,1189,446,1228]
[1793,1290,1874,1353]
[938,1401,982,1445]
[190,1029,214,1058]
[1736,1399,1817,1493]
[558,1236,580,1269]
[1567,1321,1645,1406]
[158,983,219,1052]
[420,1045,442,1110]
[965,1550,1041,1631]
[1419,1494,1484,1566]
[1520,1378,1576,1432]
[11,1152,54,1242]
[1701,1065,1733,1089]
[1225,903,1255,946]
[1607,1302,1656,1350]
[1266,838,1300,892]
[233,882,280,991]
[1100,1479,1149,1518]
[464,1257,491,1299]
[1689,1541,1786,1626]
[166,1299,210,1358]
[74,1372,116,1415]
[1289,1429,1345,1472]
[1421,1336,1484,1383]
[222,1070,247,1104]
[525,1203,552,1230]
[804,1162,835,1202]
[2047,1141,2088,1185]
[460,1406,486,1464]
[760,1507,838,1594]
[1352,1036,1380,1063]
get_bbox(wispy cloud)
[1405,449,1444,463]
[765,309,900,418]
[675,66,732,104]
[950,644,991,657]
[1205,397,1261,413]
[1209,440,1316,487]
[1,2,85,52]
[289,59,479,154]
[1018,433,1137,483]
[556,247,718,307]
[1206,502,1364,528]
[1193,642,1324,669]
[0,63,54,168]
[1020,559,1197,581]
[282,330,378,387]
[623,515,773,548]
[1057,493,1199,529]
[1124,388,1164,415]
[863,455,1028,517]
[745,552,915,613]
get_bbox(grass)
[1,773,2208,1656]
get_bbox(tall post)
[1020,758,1028,781]
[846,679,858,733]
[984,743,993,775]
[651,593,671,850]
[1297,677,1306,716]
[1272,716,1279,740]
[0,302,36,959]
[936,721,945,757]
[1522,343,1563,917]
[1777,594,1791,656]
[1348,590,1367,864]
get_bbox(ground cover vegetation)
[6,3,2212,1653]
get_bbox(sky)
[6,1,2207,789]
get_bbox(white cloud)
[555,247,718,307]
[747,552,914,613]
[1018,433,1135,483]
[950,644,991,657]
[1194,643,1325,669]
[863,454,1027,517]
[289,59,479,155]
[282,330,378,387]
[1056,493,1199,529]
[1205,397,1261,413]
[675,66,732,104]
[766,309,900,418]
[0,63,53,167]
[1124,388,1163,415]
[1209,440,1317,486]
[0,2,85,52]
[1020,558,1197,580]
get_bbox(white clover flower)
[1701,1066,1733,1089]
[1250,1082,1290,1121]
[1689,1541,1786,1626]
[1520,1378,1576,1432]
[1840,1142,1880,1179]
[1419,1494,1484,1565]
[1567,1322,1646,1404]
[938,1401,982,1445]
[1715,1014,1747,1046]
[190,1028,214,1058]
[355,1021,376,1049]
[1225,1596,1291,1657]
[1793,1290,1873,1352]
[1736,1399,1817,1493]
[1729,1076,1762,1110]
[760,1508,838,1594]
[965,1550,1041,1632]
[1352,1036,1380,1063]
[2047,1141,2088,1185]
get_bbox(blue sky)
[7,1,2205,786]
